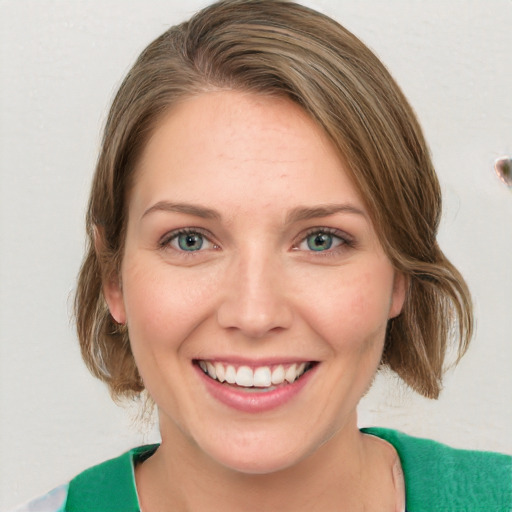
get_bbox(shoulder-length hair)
[75,0,472,400]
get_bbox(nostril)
[216,295,293,338]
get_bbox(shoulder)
[65,444,158,512]
[362,427,512,512]
[10,445,158,512]
[8,484,68,512]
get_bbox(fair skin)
[105,91,406,511]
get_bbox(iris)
[306,232,333,251]
[178,232,204,251]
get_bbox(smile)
[195,360,314,389]
[194,359,319,412]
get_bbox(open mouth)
[194,360,316,389]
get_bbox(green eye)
[177,232,204,251]
[306,232,334,251]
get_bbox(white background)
[1,1,511,509]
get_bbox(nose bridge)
[217,242,292,337]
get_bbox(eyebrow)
[285,204,367,224]
[142,201,221,220]
[141,201,366,224]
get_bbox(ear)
[388,271,407,319]
[103,274,126,325]
[94,226,127,325]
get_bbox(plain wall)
[1,0,511,509]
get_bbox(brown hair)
[75,0,472,400]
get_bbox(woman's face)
[105,91,405,473]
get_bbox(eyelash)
[293,227,355,256]
[158,228,218,253]
[158,227,355,255]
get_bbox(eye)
[296,229,350,253]
[160,229,216,252]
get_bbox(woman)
[15,0,511,511]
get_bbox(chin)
[197,427,318,476]
[216,449,302,475]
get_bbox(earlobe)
[94,225,127,325]
[389,272,407,319]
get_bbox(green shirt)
[15,428,512,512]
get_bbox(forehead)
[130,90,366,219]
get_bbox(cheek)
[300,265,394,352]
[121,261,220,349]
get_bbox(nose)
[216,248,293,339]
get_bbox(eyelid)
[159,227,218,251]
[293,227,355,252]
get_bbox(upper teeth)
[198,361,309,387]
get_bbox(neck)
[135,415,397,512]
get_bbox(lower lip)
[195,364,317,413]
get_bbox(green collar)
[361,427,511,511]
[66,429,511,512]
[66,444,157,512]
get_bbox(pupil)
[308,232,332,251]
